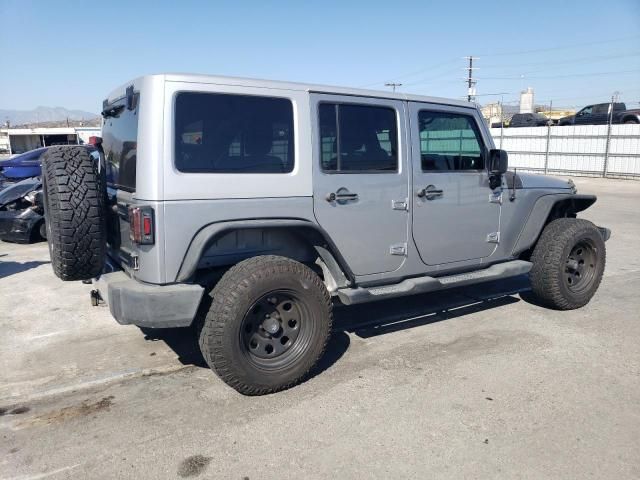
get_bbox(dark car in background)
[558,103,640,126]
[0,176,45,243]
[508,113,552,128]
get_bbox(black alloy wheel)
[241,290,309,368]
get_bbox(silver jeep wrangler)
[41,74,610,395]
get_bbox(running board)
[336,260,532,305]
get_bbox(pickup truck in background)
[558,102,640,126]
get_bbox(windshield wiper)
[101,104,125,118]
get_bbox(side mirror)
[488,149,508,174]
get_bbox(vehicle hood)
[0,165,42,179]
[0,176,41,207]
[516,172,574,190]
[0,156,41,168]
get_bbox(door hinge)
[392,199,409,211]
[486,232,500,244]
[389,243,407,256]
[489,191,503,204]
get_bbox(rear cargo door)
[102,91,139,272]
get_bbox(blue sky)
[1,0,639,113]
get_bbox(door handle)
[417,185,443,200]
[326,189,359,202]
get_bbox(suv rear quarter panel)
[156,79,316,283]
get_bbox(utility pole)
[385,82,402,92]
[464,56,478,102]
[603,93,617,178]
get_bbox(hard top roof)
[109,73,476,109]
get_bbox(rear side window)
[102,94,139,191]
[174,93,294,173]
[418,111,484,171]
[319,103,398,173]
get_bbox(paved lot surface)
[1,177,639,479]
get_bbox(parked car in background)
[508,113,552,128]
[0,147,49,189]
[558,103,640,126]
[0,145,98,243]
[0,176,45,243]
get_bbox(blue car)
[0,147,48,188]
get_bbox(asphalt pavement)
[1,177,639,479]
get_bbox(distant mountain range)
[0,107,99,127]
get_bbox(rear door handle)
[417,185,443,200]
[326,188,359,202]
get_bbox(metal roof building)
[0,126,101,156]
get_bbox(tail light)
[129,206,154,245]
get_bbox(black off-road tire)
[198,255,333,395]
[529,218,606,310]
[42,146,106,281]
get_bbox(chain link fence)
[490,123,640,179]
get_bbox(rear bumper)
[0,208,41,243]
[94,270,205,328]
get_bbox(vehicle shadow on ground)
[0,260,50,279]
[140,275,531,380]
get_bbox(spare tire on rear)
[42,146,107,281]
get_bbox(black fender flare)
[175,218,354,285]
[512,194,597,256]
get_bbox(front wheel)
[198,255,333,395]
[529,218,606,310]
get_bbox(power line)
[476,34,640,57]
[477,68,640,80]
[481,51,640,70]
[357,59,459,88]
[401,67,461,86]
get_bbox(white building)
[0,126,101,156]
[519,87,535,114]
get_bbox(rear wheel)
[42,146,106,281]
[529,218,606,310]
[624,119,639,124]
[198,255,332,395]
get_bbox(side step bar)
[336,260,532,305]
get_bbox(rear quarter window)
[174,92,294,174]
